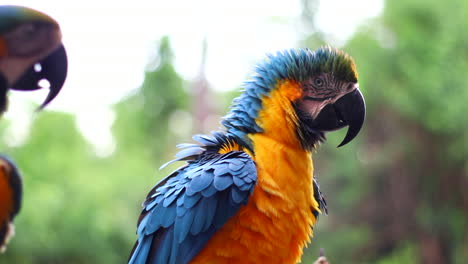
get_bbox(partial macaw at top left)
[0,5,68,115]
[0,5,68,253]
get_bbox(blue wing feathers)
[163,187,177,199]
[129,236,152,264]
[231,187,249,204]
[213,174,234,191]
[212,191,237,229]
[176,194,184,207]
[183,193,202,209]
[154,230,172,264]
[144,198,159,211]
[192,134,217,146]
[202,196,217,231]
[238,182,253,191]
[175,203,186,217]
[137,213,150,235]
[228,162,244,171]
[162,194,177,207]
[145,203,164,234]
[160,204,176,228]
[232,175,245,187]
[201,184,218,197]
[174,208,194,242]
[176,143,200,149]
[186,171,213,194]
[129,133,257,264]
[190,201,208,235]
[213,165,231,177]
[175,147,205,160]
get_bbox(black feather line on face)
[293,102,326,150]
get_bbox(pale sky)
[2,0,383,155]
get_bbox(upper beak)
[10,44,68,109]
[312,88,366,147]
[335,89,366,147]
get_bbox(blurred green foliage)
[113,36,189,158]
[305,0,468,263]
[1,0,467,263]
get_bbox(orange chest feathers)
[192,138,318,264]
[192,81,320,264]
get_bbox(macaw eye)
[314,77,324,87]
[17,23,38,38]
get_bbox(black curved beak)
[11,44,68,109]
[312,89,366,147]
[335,89,366,147]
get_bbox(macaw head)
[289,47,365,148]
[0,5,67,113]
[223,46,365,150]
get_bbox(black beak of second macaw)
[312,89,366,147]
[10,44,67,109]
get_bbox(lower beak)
[11,44,68,109]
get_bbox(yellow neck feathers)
[252,79,303,149]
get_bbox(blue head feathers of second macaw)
[222,46,365,150]
[0,5,68,114]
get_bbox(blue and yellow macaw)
[0,5,67,252]
[129,47,365,264]
[0,5,67,114]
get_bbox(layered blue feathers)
[129,133,257,264]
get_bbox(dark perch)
[313,248,329,264]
